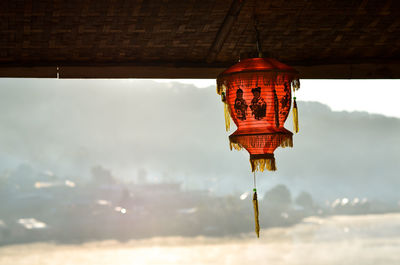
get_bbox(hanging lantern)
[217,57,301,237]
[217,57,300,172]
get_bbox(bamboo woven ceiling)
[1,0,400,78]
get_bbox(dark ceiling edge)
[0,63,400,79]
[0,67,58,78]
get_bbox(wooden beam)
[59,63,400,79]
[296,63,400,79]
[0,66,57,78]
[0,63,399,79]
[206,0,246,63]
[59,65,225,79]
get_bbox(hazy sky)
[154,79,400,118]
[0,78,399,200]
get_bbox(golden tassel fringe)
[292,79,300,91]
[253,191,260,238]
[280,135,293,148]
[229,141,243,151]
[250,157,276,172]
[216,84,222,95]
[293,99,299,133]
[230,133,293,150]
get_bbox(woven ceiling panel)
[0,0,399,75]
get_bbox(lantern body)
[217,58,299,171]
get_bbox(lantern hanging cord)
[253,17,262,58]
[252,0,262,58]
[253,171,257,191]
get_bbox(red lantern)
[217,58,300,172]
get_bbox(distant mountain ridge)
[275,101,400,202]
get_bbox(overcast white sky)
[153,79,400,118]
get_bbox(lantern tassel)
[229,141,243,151]
[253,189,260,238]
[280,135,293,148]
[224,102,231,131]
[292,79,300,91]
[250,155,276,172]
[219,84,231,132]
[293,97,299,133]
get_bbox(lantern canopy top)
[218,58,299,78]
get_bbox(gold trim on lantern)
[229,132,293,150]
[229,141,243,151]
[280,135,293,148]
[250,154,276,172]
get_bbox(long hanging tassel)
[252,172,260,238]
[273,88,280,128]
[293,97,299,133]
[224,101,231,132]
[220,90,231,132]
[253,190,260,238]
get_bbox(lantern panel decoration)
[217,57,300,172]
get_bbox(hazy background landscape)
[0,79,399,264]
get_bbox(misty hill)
[277,101,400,202]
[0,79,399,203]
